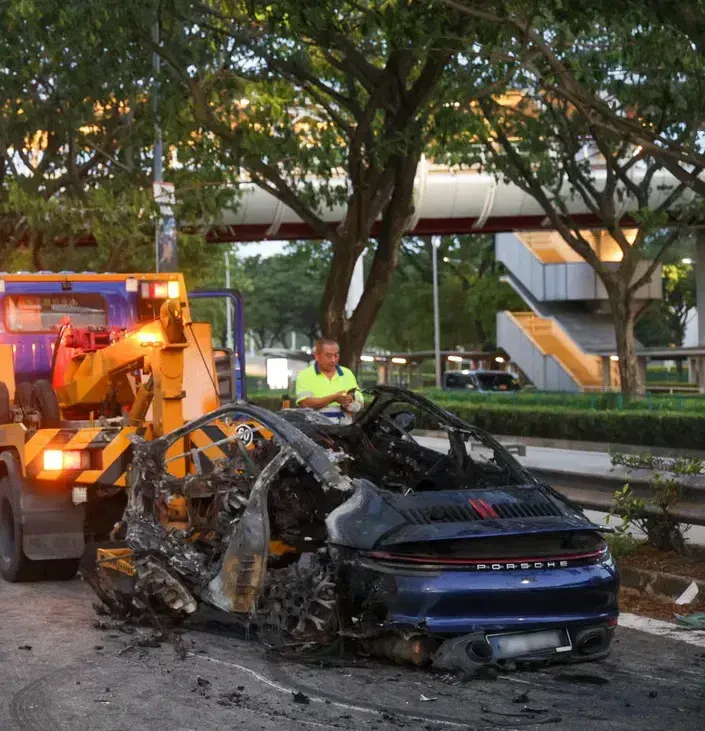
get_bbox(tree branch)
[629,228,680,294]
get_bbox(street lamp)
[153,13,162,272]
[431,236,442,388]
[225,250,233,351]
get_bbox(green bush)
[431,403,705,449]
[421,387,705,414]
[248,395,705,450]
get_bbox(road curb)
[413,429,705,459]
[618,564,705,601]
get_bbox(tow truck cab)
[0,272,246,402]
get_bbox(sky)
[234,240,288,259]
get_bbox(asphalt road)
[1,575,704,731]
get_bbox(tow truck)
[0,272,246,581]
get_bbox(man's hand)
[336,391,353,406]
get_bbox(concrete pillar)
[696,231,705,346]
[699,356,705,395]
[689,357,697,384]
[601,356,612,390]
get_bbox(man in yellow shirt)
[295,338,364,424]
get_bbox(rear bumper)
[352,557,619,636]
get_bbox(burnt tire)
[31,380,61,428]
[15,381,33,411]
[41,558,80,581]
[0,382,10,424]
[0,474,40,582]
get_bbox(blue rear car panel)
[365,559,618,634]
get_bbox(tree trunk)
[319,149,421,371]
[319,237,367,369]
[607,281,642,395]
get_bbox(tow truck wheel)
[31,380,61,428]
[0,382,10,424]
[15,381,33,411]
[0,475,40,582]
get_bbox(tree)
[443,1,705,198]
[435,10,703,391]
[101,0,514,368]
[0,0,156,264]
[369,235,524,351]
[236,243,330,350]
[1,184,228,292]
[636,232,697,351]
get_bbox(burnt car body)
[89,387,618,672]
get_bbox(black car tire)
[31,380,61,428]
[0,474,40,581]
[15,381,33,411]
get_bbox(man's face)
[315,343,340,373]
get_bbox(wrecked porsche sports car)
[88,387,618,672]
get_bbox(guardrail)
[531,466,705,528]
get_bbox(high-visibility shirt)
[295,363,362,423]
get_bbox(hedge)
[248,395,705,450]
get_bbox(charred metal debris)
[85,389,617,673]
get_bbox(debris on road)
[675,581,700,606]
[675,611,705,629]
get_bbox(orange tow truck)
[0,272,247,581]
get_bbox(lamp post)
[153,15,162,272]
[432,236,442,388]
[225,250,234,351]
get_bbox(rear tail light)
[43,450,90,471]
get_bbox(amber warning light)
[139,281,179,300]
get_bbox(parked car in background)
[443,369,521,392]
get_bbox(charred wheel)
[255,553,340,652]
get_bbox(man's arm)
[298,392,350,410]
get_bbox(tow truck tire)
[0,475,40,582]
[0,382,10,424]
[15,381,33,411]
[31,380,61,428]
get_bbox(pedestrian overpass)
[207,160,686,391]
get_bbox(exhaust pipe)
[364,635,439,667]
[574,627,609,655]
[432,632,495,673]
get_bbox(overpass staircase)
[496,231,662,391]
